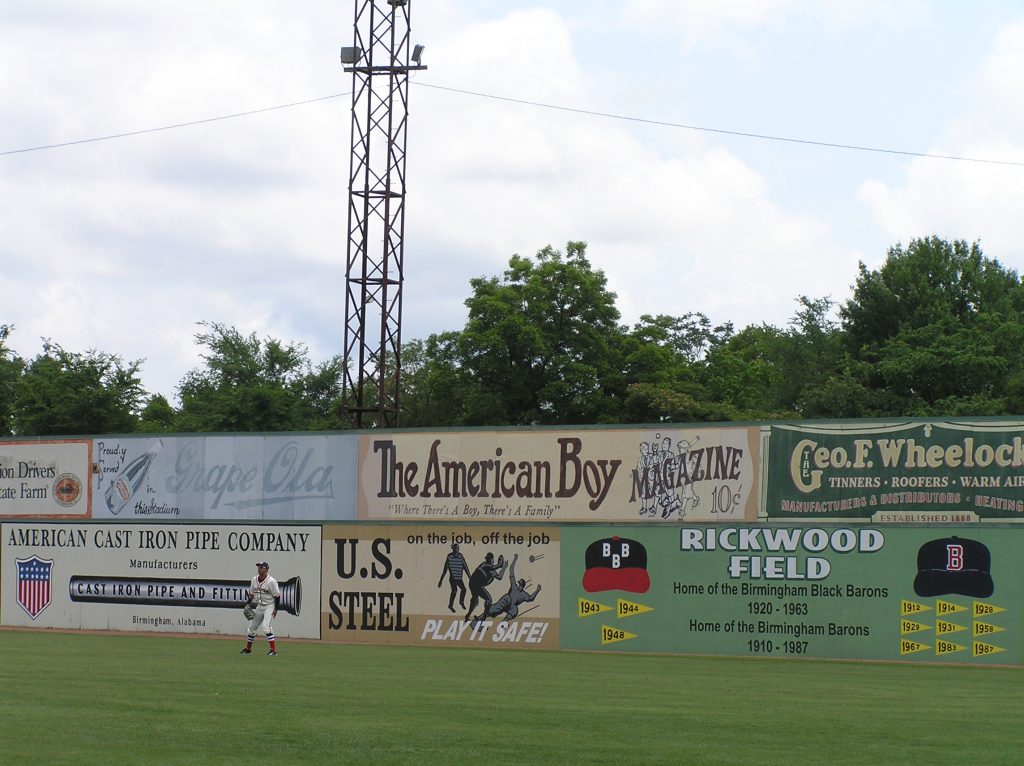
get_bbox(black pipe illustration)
[68,575,302,615]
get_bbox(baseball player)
[240,560,281,656]
[483,554,541,622]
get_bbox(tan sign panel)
[0,440,91,518]
[321,524,559,649]
[358,427,760,523]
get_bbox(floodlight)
[340,47,362,65]
[412,45,425,65]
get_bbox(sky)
[2,1,1024,402]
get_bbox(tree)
[841,236,1024,415]
[619,313,736,423]
[176,322,343,432]
[701,323,796,419]
[137,394,177,433]
[398,334,471,427]
[13,341,144,435]
[399,242,634,425]
[451,242,627,425]
[0,324,25,436]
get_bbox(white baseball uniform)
[246,573,281,637]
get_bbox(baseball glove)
[243,604,256,621]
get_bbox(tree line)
[3,235,1023,437]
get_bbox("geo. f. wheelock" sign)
[766,421,1024,522]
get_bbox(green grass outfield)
[1,630,1020,765]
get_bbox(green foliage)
[622,382,742,423]
[702,324,793,417]
[842,236,1024,415]
[399,334,471,426]
[137,394,177,433]
[618,313,738,423]
[12,340,144,436]
[0,324,24,436]
[401,235,1024,425]
[176,322,343,432]
[463,241,624,424]
[6,234,1024,434]
[404,242,629,426]
[843,237,1023,347]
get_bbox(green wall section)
[767,421,1024,521]
[560,525,1020,664]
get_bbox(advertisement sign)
[560,525,1021,664]
[0,440,91,518]
[92,434,358,520]
[1,522,321,638]
[767,421,1024,522]
[320,524,559,649]
[358,427,759,523]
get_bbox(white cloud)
[621,0,797,52]
[406,5,859,337]
[620,0,925,48]
[859,21,1024,263]
[0,1,351,399]
[1,0,1020,410]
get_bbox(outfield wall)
[3,418,1024,664]
[3,426,759,523]
[8,419,1024,523]
[2,519,1018,664]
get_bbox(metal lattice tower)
[341,0,425,429]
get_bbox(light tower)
[340,0,425,429]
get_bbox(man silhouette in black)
[437,543,470,613]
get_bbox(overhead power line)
[0,92,350,157]
[415,83,1024,169]
[1,83,1022,168]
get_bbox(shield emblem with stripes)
[16,556,54,619]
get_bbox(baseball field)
[1,629,1019,765]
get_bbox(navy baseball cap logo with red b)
[913,536,993,598]
[582,536,650,594]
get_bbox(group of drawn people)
[636,434,701,519]
[438,544,541,623]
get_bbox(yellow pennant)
[935,620,965,636]
[935,640,966,656]
[935,600,966,616]
[899,639,930,655]
[901,600,931,616]
[973,602,1006,618]
[601,625,637,645]
[900,619,931,635]
[973,621,1005,637]
[973,641,1006,657]
[578,598,611,618]
[617,599,654,619]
